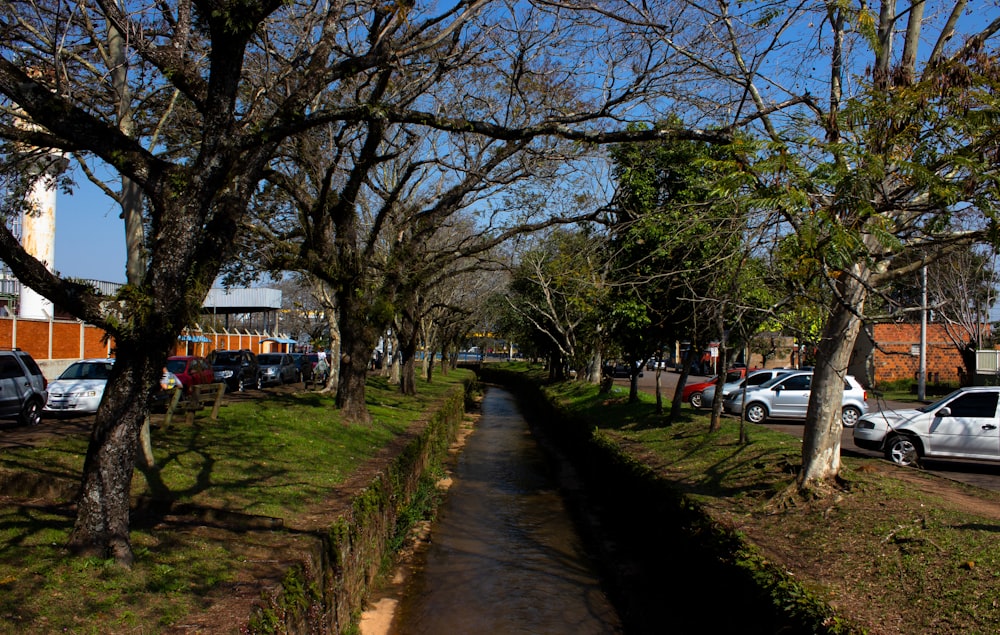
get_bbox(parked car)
[290,353,313,383]
[603,362,643,379]
[206,349,261,392]
[165,355,215,391]
[0,349,48,425]
[723,370,868,427]
[854,386,1000,467]
[685,368,749,408]
[646,358,670,371]
[44,358,112,416]
[258,353,298,386]
[682,376,718,408]
[699,368,794,409]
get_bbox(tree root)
[766,477,849,513]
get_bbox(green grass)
[0,370,473,633]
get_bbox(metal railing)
[0,275,123,298]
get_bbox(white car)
[723,370,868,427]
[700,368,794,409]
[44,358,115,414]
[854,386,1000,467]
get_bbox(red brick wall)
[0,317,274,362]
[871,323,966,384]
[0,317,111,360]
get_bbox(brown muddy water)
[390,386,622,634]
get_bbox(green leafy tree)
[605,125,765,412]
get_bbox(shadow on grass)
[547,378,801,501]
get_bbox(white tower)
[18,158,58,319]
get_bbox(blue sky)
[54,180,126,283]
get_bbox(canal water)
[390,386,622,634]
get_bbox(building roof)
[201,288,282,313]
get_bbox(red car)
[166,355,215,391]
[682,368,748,408]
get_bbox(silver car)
[700,368,794,409]
[854,386,1000,467]
[44,358,114,414]
[257,353,299,386]
[723,370,868,427]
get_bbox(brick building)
[856,323,971,386]
[741,324,972,388]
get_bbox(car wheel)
[745,402,767,424]
[255,374,263,390]
[885,435,921,467]
[689,392,703,409]
[841,406,861,428]
[20,399,42,426]
[237,375,247,392]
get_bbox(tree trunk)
[654,366,663,415]
[400,347,417,396]
[335,295,375,424]
[67,342,163,565]
[798,268,869,490]
[396,317,419,396]
[588,349,603,385]
[668,344,699,424]
[324,309,341,394]
[389,349,401,385]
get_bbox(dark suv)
[206,349,260,392]
[0,349,48,426]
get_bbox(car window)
[258,354,279,364]
[747,373,771,387]
[779,375,811,390]
[0,356,22,379]
[944,392,1000,418]
[725,370,743,383]
[18,354,43,376]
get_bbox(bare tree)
[928,248,1000,377]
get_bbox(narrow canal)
[389,386,622,634]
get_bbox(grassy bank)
[0,371,474,633]
[497,362,1000,635]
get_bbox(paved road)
[625,369,1000,493]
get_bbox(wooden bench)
[163,382,227,427]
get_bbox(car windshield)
[212,353,242,364]
[258,354,281,364]
[60,362,113,380]
[165,359,188,373]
